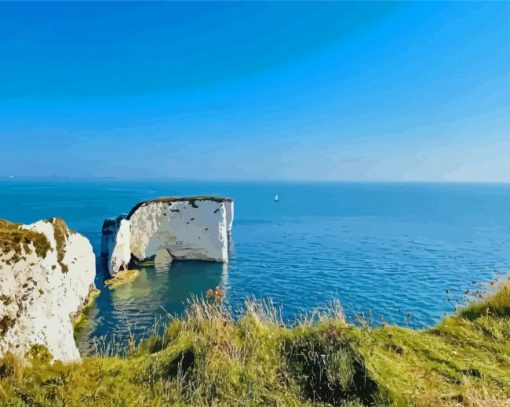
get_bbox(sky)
[1,2,510,182]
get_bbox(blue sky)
[1,2,510,181]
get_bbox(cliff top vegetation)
[0,279,508,406]
[0,219,51,264]
[128,196,233,218]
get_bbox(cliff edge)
[0,218,96,362]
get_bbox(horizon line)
[1,175,510,185]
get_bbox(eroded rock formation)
[101,214,131,275]
[102,197,233,275]
[0,218,96,362]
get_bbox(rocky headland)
[0,218,96,362]
[102,196,234,275]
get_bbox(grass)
[73,288,101,331]
[51,217,71,273]
[104,269,140,289]
[0,281,509,406]
[0,217,73,273]
[0,219,51,264]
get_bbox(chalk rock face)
[103,197,233,275]
[224,200,234,236]
[0,218,96,362]
[101,214,131,275]
[154,248,173,268]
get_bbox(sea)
[1,179,509,354]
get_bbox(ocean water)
[1,180,510,354]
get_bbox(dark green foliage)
[286,328,379,405]
[0,316,15,336]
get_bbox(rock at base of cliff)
[105,269,140,289]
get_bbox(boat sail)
[274,194,279,202]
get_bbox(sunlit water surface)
[1,180,509,354]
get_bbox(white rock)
[103,197,234,274]
[154,248,173,268]
[101,215,131,275]
[0,218,96,363]
[224,200,234,236]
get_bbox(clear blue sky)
[1,2,510,181]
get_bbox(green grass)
[0,217,73,273]
[73,288,101,333]
[0,282,509,406]
[0,219,51,264]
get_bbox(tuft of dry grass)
[0,279,508,406]
[459,278,510,320]
[457,378,510,407]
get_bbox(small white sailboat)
[274,194,279,202]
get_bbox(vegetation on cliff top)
[128,196,232,218]
[0,280,508,406]
[0,219,51,264]
[0,218,73,273]
[51,217,71,273]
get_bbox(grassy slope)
[0,283,509,406]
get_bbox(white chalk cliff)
[101,214,131,275]
[102,197,233,275]
[0,218,96,362]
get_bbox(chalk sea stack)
[102,196,234,275]
[0,218,96,362]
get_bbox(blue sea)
[1,179,510,354]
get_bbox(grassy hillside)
[0,280,509,406]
